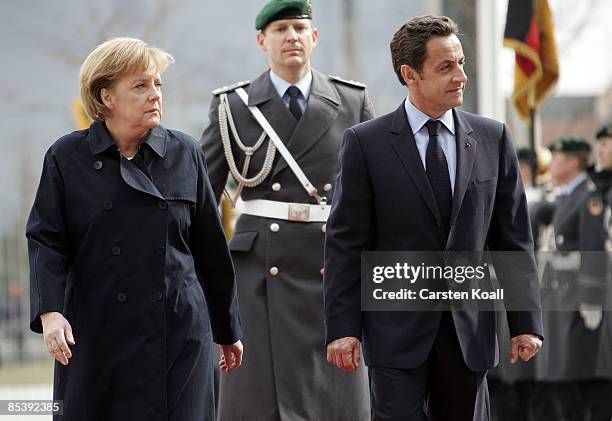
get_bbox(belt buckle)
[288,203,310,222]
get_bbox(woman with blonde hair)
[26,37,243,421]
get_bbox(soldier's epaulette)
[328,75,366,89]
[212,80,250,96]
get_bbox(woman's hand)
[40,312,76,366]
[219,340,243,373]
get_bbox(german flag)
[504,0,559,122]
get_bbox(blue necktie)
[286,86,303,121]
[425,120,452,236]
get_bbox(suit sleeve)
[324,128,373,344]
[200,94,230,203]
[26,149,70,334]
[488,123,544,339]
[360,88,375,122]
[191,146,242,345]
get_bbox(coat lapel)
[120,157,165,201]
[272,69,341,177]
[248,70,297,152]
[449,109,478,228]
[389,103,442,224]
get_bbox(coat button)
[323,183,333,192]
[556,235,564,245]
[93,161,103,170]
[320,268,325,276]
[117,292,127,302]
[269,267,279,276]
[111,246,121,256]
[158,201,168,210]
[270,223,280,232]
[152,292,163,301]
[156,245,166,256]
[272,183,282,191]
[103,201,113,210]
[320,224,326,234]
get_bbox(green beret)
[516,147,532,161]
[547,137,591,153]
[595,123,612,140]
[255,0,312,30]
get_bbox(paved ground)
[0,384,53,420]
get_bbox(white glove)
[578,303,603,331]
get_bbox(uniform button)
[323,183,333,192]
[111,246,121,256]
[156,245,166,256]
[93,161,103,170]
[152,292,163,301]
[551,279,559,289]
[158,201,168,210]
[556,235,564,245]
[117,292,127,302]
[272,183,282,191]
[103,201,113,210]
[270,223,280,232]
[320,224,327,234]
[320,268,325,276]
[269,267,279,276]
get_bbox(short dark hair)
[390,15,459,86]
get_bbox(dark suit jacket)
[324,102,543,372]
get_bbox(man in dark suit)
[201,1,374,419]
[323,15,543,421]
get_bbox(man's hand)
[510,334,542,364]
[40,311,75,366]
[219,340,243,373]
[579,303,603,331]
[326,336,361,372]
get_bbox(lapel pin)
[464,142,471,149]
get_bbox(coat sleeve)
[26,148,70,334]
[191,146,242,345]
[324,127,373,344]
[487,123,544,339]
[200,94,230,203]
[577,193,608,305]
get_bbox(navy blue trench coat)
[26,122,242,421]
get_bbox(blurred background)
[0,0,610,417]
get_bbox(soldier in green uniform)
[200,1,374,419]
[534,138,611,421]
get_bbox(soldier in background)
[534,138,611,421]
[200,0,374,419]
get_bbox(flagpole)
[528,87,538,187]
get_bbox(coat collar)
[248,68,340,107]
[89,121,167,158]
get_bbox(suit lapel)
[449,109,478,228]
[248,70,297,152]
[389,103,442,224]
[272,69,340,177]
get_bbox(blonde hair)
[79,37,174,121]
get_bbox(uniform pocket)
[228,231,258,252]
[472,177,498,188]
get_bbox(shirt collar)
[89,121,166,158]
[404,97,455,136]
[269,69,312,100]
[555,172,588,196]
